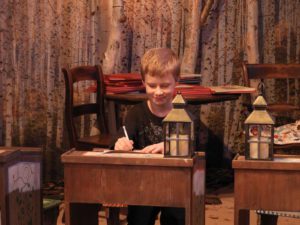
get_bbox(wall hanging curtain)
[0,0,299,180]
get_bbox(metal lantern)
[244,96,275,160]
[163,93,194,158]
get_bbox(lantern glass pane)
[248,124,271,159]
[249,125,272,138]
[165,122,190,156]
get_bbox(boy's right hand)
[114,137,134,151]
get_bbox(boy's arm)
[109,106,138,150]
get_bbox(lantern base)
[163,153,194,158]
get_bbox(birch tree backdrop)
[0,0,299,181]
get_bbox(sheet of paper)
[83,150,163,158]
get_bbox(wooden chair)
[242,61,300,152]
[62,65,111,150]
[242,61,300,224]
[63,65,121,225]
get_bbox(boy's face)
[143,73,176,108]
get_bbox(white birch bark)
[200,1,219,145]
[44,0,55,147]
[246,0,259,63]
[170,0,182,55]
[293,1,300,107]
[246,0,260,96]
[200,0,214,26]
[54,1,64,148]
[102,0,124,74]
[98,0,111,65]
[130,1,144,72]
[5,76,13,146]
[0,1,5,145]
[262,0,276,101]
[222,1,242,152]
[181,0,201,74]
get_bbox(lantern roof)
[172,92,186,107]
[163,93,192,123]
[245,96,275,125]
[163,108,193,122]
[253,95,267,108]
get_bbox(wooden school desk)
[233,155,300,225]
[61,149,206,225]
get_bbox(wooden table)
[233,155,300,225]
[0,147,42,225]
[105,93,240,133]
[62,149,205,225]
[105,93,240,105]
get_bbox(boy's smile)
[144,73,176,115]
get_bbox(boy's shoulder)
[129,101,147,113]
[129,101,147,114]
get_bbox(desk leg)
[186,196,205,225]
[187,158,205,225]
[234,207,249,225]
[65,203,100,225]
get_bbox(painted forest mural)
[0,0,299,181]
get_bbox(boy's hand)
[114,137,134,151]
[141,142,164,154]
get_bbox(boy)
[111,47,185,225]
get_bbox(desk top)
[0,149,20,162]
[61,149,205,167]
[0,147,42,162]
[105,93,240,105]
[233,154,300,170]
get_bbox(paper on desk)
[84,150,163,158]
[274,157,300,163]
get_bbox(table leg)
[234,207,249,225]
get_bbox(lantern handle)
[257,79,266,97]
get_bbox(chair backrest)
[62,65,108,148]
[242,61,300,112]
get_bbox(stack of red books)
[104,73,145,94]
[103,73,207,95]
[175,85,214,96]
[87,73,216,96]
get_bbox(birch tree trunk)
[102,0,125,74]
[170,0,182,55]
[246,0,260,95]
[0,4,4,145]
[181,0,201,74]
[262,0,276,101]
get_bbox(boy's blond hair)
[140,48,180,81]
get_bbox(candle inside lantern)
[170,134,189,156]
[249,137,270,159]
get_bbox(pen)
[122,126,129,140]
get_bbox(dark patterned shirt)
[110,102,164,150]
[110,101,200,151]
